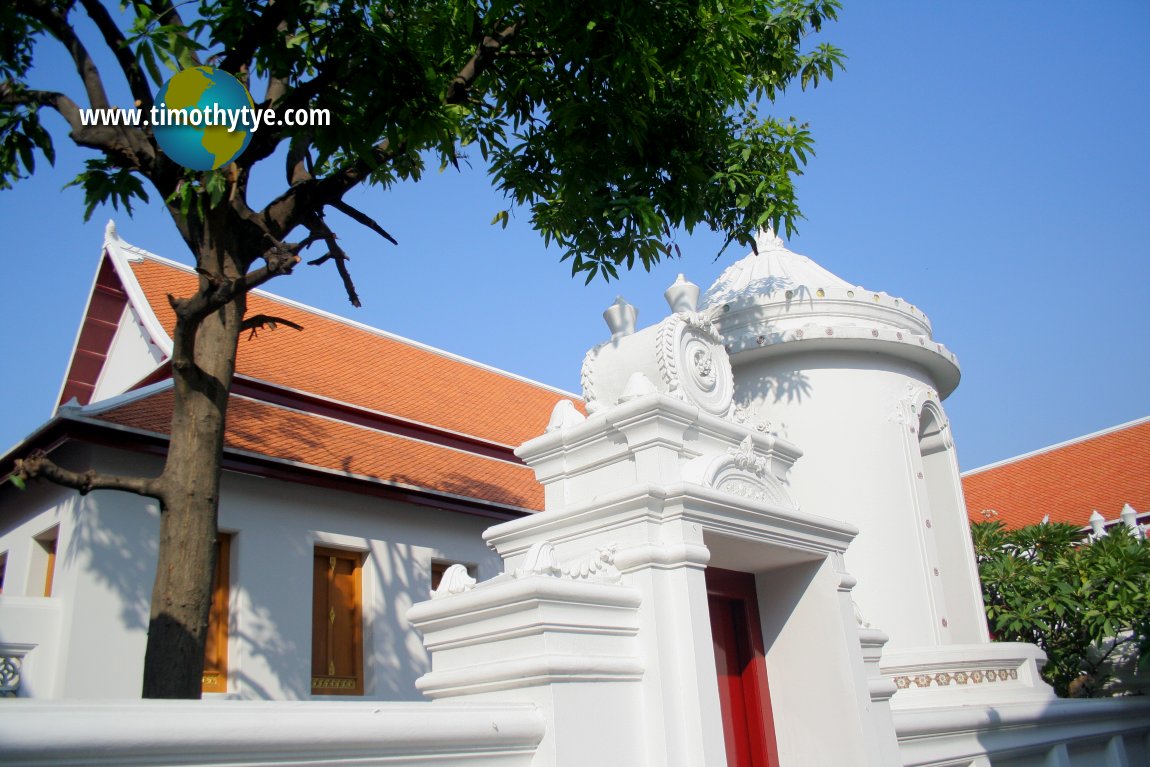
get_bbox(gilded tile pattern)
[892,667,1018,690]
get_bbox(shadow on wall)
[65,491,158,632]
[231,503,452,701]
[230,597,303,700]
[734,365,813,408]
[367,541,432,700]
[224,524,314,701]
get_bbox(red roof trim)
[58,255,129,407]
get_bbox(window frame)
[201,533,232,694]
[311,546,365,696]
[32,527,59,597]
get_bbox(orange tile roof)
[128,257,575,448]
[962,418,1150,529]
[93,387,543,511]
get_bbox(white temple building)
[0,225,1147,766]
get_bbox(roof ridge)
[117,229,581,402]
[962,414,1150,476]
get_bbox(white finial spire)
[664,273,700,313]
[755,226,785,253]
[104,219,118,241]
[1119,504,1144,539]
[602,296,637,341]
[1089,510,1106,538]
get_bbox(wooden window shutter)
[311,547,364,695]
[202,534,231,694]
[36,529,59,598]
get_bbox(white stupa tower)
[701,228,987,652]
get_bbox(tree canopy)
[972,519,1150,697]
[2,0,843,285]
[2,0,843,698]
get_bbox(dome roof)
[701,229,961,398]
[701,229,853,307]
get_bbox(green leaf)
[10,474,26,490]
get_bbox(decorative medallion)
[653,313,734,416]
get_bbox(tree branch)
[140,0,203,67]
[258,21,519,236]
[77,0,153,107]
[169,244,300,325]
[304,214,360,307]
[21,0,112,110]
[0,85,144,162]
[218,0,294,74]
[14,450,160,498]
[241,67,341,171]
[285,134,313,186]
[3,86,83,132]
[261,138,401,238]
[264,75,289,111]
[445,21,522,105]
[330,199,397,245]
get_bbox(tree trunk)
[141,234,247,699]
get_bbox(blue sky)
[1,2,1147,470]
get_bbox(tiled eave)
[0,402,537,522]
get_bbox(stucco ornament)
[545,399,586,433]
[560,544,621,584]
[582,274,735,417]
[701,436,793,508]
[731,404,771,433]
[514,541,622,584]
[730,436,769,476]
[618,372,658,403]
[656,312,733,415]
[432,564,477,599]
[516,541,563,577]
[887,382,926,425]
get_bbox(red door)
[707,567,780,767]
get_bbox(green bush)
[971,519,1150,697]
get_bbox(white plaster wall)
[755,557,873,765]
[216,470,502,700]
[57,486,160,698]
[0,479,78,697]
[731,349,968,651]
[90,303,165,403]
[0,444,505,700]
[0,481,72,598]
[915,402,988,645]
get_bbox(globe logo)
[153,67,255,171]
